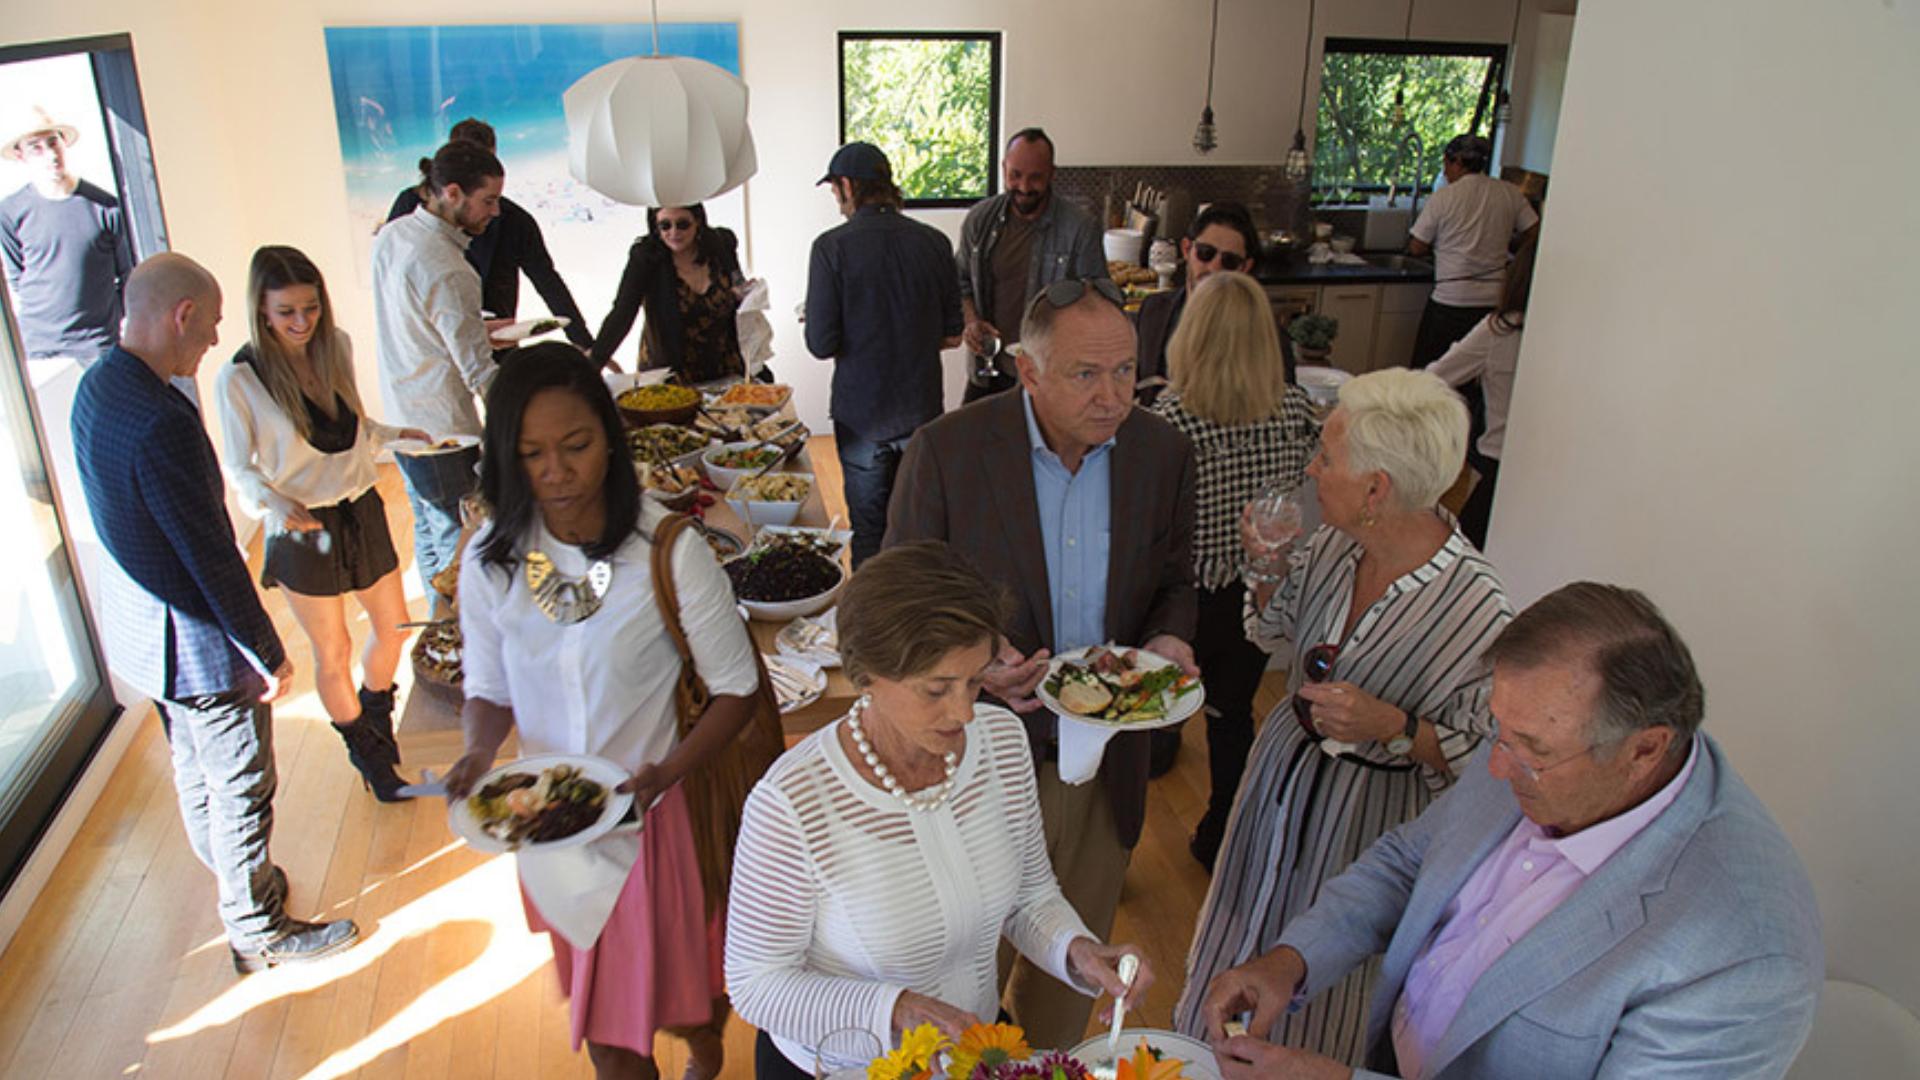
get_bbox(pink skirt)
[521,783,726,1054]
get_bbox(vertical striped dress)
[1174,521,1511,1066]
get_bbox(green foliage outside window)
[841,35,997,203]
[1313,48,1496,205]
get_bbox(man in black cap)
[804,142,963,566]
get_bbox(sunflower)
[946,1023,1032,1080]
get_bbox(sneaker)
[231,918,361,974]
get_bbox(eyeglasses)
[1487,717,1606,783]
[1290,643,1337,734]
[1192,243,1246,271]
[17,135,62,157]
[1023,276,1126,321]
[657,218,697,233]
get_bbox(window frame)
[836,30,1003,210]
[1312,37,1510,205]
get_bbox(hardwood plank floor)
[0,439,1285,1079]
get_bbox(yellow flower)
[897,1023,950,1067]
[946,1023,1031,1080]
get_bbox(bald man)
[72,253,360,973]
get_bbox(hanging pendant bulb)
[1290,0,1317,185]
[1391,86,1407,127]
[1285,128,1309,181]
[1194,0,1221,154]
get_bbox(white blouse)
[726,705,1095,1074]
[458,501,760,774]
[213,332,403,527]
[1428,313,1523,460]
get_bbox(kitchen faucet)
[1384,128,1425,216]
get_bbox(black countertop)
[1255,253,1435,287]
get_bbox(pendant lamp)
[562,1,757,207]
[1193,0,1221,153]
[1285,0,1317,180]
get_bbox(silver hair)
[1335,368,1468,512]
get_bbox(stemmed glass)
[815,1027,883,1080]
[1242,479,1307,583]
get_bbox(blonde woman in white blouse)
[727,542,1152,1080]
[215,246,427,800]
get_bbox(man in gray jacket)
[955,128,1106,401]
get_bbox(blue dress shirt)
[1021,391,1113,653]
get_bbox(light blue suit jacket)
[1279,736,1822,1080]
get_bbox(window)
[1313,39,1507,205]
[838,32,1001,208]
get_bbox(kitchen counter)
[1256,252,1434,286]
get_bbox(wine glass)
[1242,480,1307,582]
[815,1027,883,1080]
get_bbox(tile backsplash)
[1054,164,1312,244]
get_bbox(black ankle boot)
[333,715,411,802]
[358,685,399,762]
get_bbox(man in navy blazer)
[1198,583,1822,1080]
[72,253,358,973]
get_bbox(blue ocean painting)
[321,22,743,305]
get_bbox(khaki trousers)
[1000,759,1132,1050]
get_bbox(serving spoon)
[1108,952,1141,1053]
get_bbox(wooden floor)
[0,439,1285,1080]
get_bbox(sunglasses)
[1192,243,1246,271]
[657,218,697,233]
[1290,643,1338,734]
[1023,276,1126,321]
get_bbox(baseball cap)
[818,142,891,185]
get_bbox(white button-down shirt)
[371,206,497,438]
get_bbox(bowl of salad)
[703,440,787,490]
[725,472,813,529]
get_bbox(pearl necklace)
[845,695,959,812]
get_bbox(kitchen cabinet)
[1319,285,1379,376]
[1264,285,1318,347]
[1373,282,1432,372]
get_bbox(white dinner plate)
[490,316,570,343]
[1036,645,1206,731]
[1069,1029,1222,1080]
[389,433,481,456]
[446,753,635,855]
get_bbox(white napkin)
[515,824,642,952]
[1055,714,1118,785]
[1318,736,1360,758]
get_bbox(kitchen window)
[838,31,1001,209]
[1313,38,1507,206]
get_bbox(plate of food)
[1069,1030,1221,1080]
[713,381,792,412]
[1038,645,1204,730]
[490,316,571,343]
[751,524,851,561]
[447,754,634,855]
[627,423,713,468]
[389,433,481,456]
[724,534,845,620]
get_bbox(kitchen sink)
[1363,253,1434,273]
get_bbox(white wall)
[1492,0,1920,1014]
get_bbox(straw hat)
[2,104,80,161]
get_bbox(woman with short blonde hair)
[1151,271,1321,869]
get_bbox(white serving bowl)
[703,441,785,491]
[725,472,814,530]
[723,554,846,621]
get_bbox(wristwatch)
[1386,710,1418,756]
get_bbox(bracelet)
[1241,566,1287,585]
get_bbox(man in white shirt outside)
[371,139,503,613]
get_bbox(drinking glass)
[1242,480,1307,582]
[815,1027,884,1080]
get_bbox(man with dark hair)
[955,128,1108,400]
[372,139,502,610]
[72,252,360,974]
[887,279,1196,1048]
[1198,582,1822,1080]
[804,142,963,566]
[1133,201,1263,400]
[1406,134,1538,370]
[385,118,594,352]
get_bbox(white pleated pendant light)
[562,8,756,207]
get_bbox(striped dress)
[1174,522,1511,1065]
[725,705,1094,1075]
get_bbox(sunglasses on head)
[657,218,697,233]
[1192,243,1246,271]
[1023,276,1126,321]
[1291,642,1338,733]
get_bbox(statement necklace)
[845,695,959,812]
[524,549,612,624]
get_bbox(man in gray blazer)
[886,277,1197,1048]
[1197,583,1822,1080]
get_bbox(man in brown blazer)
[885,277,1197,1047]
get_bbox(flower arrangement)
[865,1024,1192,1080]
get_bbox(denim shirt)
[1022,391,1113,653]
[956,191,1109,327]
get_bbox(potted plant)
[1287,312,1339,362]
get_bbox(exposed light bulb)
[1193,107,1218,154]
[1391,87,1407,127]
[1285,128,1309,181]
